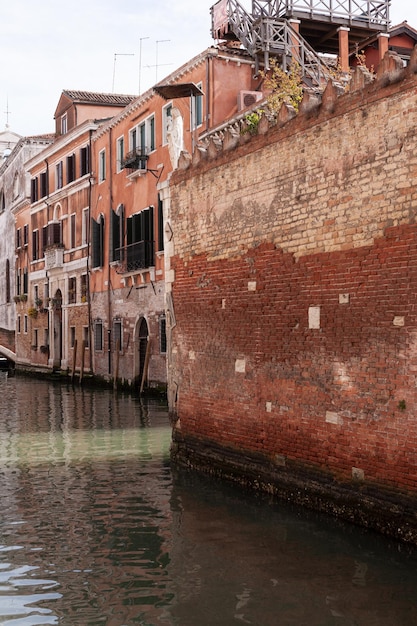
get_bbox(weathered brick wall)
[167,52,417,539]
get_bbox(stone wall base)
[171,428,417,546]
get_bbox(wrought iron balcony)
[115,240,155,273]
[121,148,149,171]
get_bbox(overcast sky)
[1,0,415,137]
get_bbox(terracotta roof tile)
[62,90,136,106]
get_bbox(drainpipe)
[107,126,114,375]
[86,130,94,372]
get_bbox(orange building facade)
[13,45,260,389]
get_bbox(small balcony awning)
[154,82,204,100]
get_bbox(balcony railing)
[121,148,149,171]
[115,240,154,273]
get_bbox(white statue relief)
[167,107,184,169]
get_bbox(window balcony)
[121,148,149,171]
[115,240,154,273]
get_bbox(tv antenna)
[112,53,135,92]
[138,36,150,94]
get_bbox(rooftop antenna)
[155,40,170,82]
[138,37,150,94]
[4,97,10,128]
[112,53,135,93]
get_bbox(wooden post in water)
[79,340,86,385]
[140,338,151,394]
[71,339,78,384]
[114,339,120,390]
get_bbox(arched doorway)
[135,317,149,390]
[52,289,63,369]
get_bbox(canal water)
[0,376,416,626]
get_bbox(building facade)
[14,93,135,375]
[88,45,259,390]
[0,132,54,361]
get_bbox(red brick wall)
[167,52,417,530]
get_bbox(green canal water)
[0,375,416,625]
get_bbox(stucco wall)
[167,51,417,542]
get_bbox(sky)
[1,0,416,137]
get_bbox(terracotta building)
[88,45,259,390]
[12,45,259,386]
[14,92,135,374]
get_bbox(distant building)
[0,130,54,362]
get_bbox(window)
[31,178,38,203]
[17,315,21,334]
[160,316,167,353]
[70,213,76,249]
[32,229,40,261]
[24,315,28,334]
[61,113,68,134]
[157,195,164,252]
[44,282,49,302]
[68,276,77,304]
[129,126,137,152]
[70,326,76,348]
[113,319,123,352]
[16,269,21,296]
[110,204,124,262]
[0,188,5,213]
[23,267,28,294]
[80,145,90,176]
[67,154,76,184]
[116,136,124,172]
[23,224,29,247]
[91,215,104,268]
[32,329,38,349]
[126,206,154,271]
[129,115,155,156]
[42,221,62,248]
[82,208,89,245]
[81,274,87,302]
[162,103,172,145]
[40,172,48,198]
[94,320,103,351]
[193,83,203,128]
[99,149,106,183]
[16,228,21,249]
[83,326,89,349]
[6,260,10,303]
[56,161,63,190]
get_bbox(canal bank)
[171,429,417,546]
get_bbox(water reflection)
[0,377,416,625]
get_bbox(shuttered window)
[91,216,104,268]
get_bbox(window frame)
[98,149,106,183]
